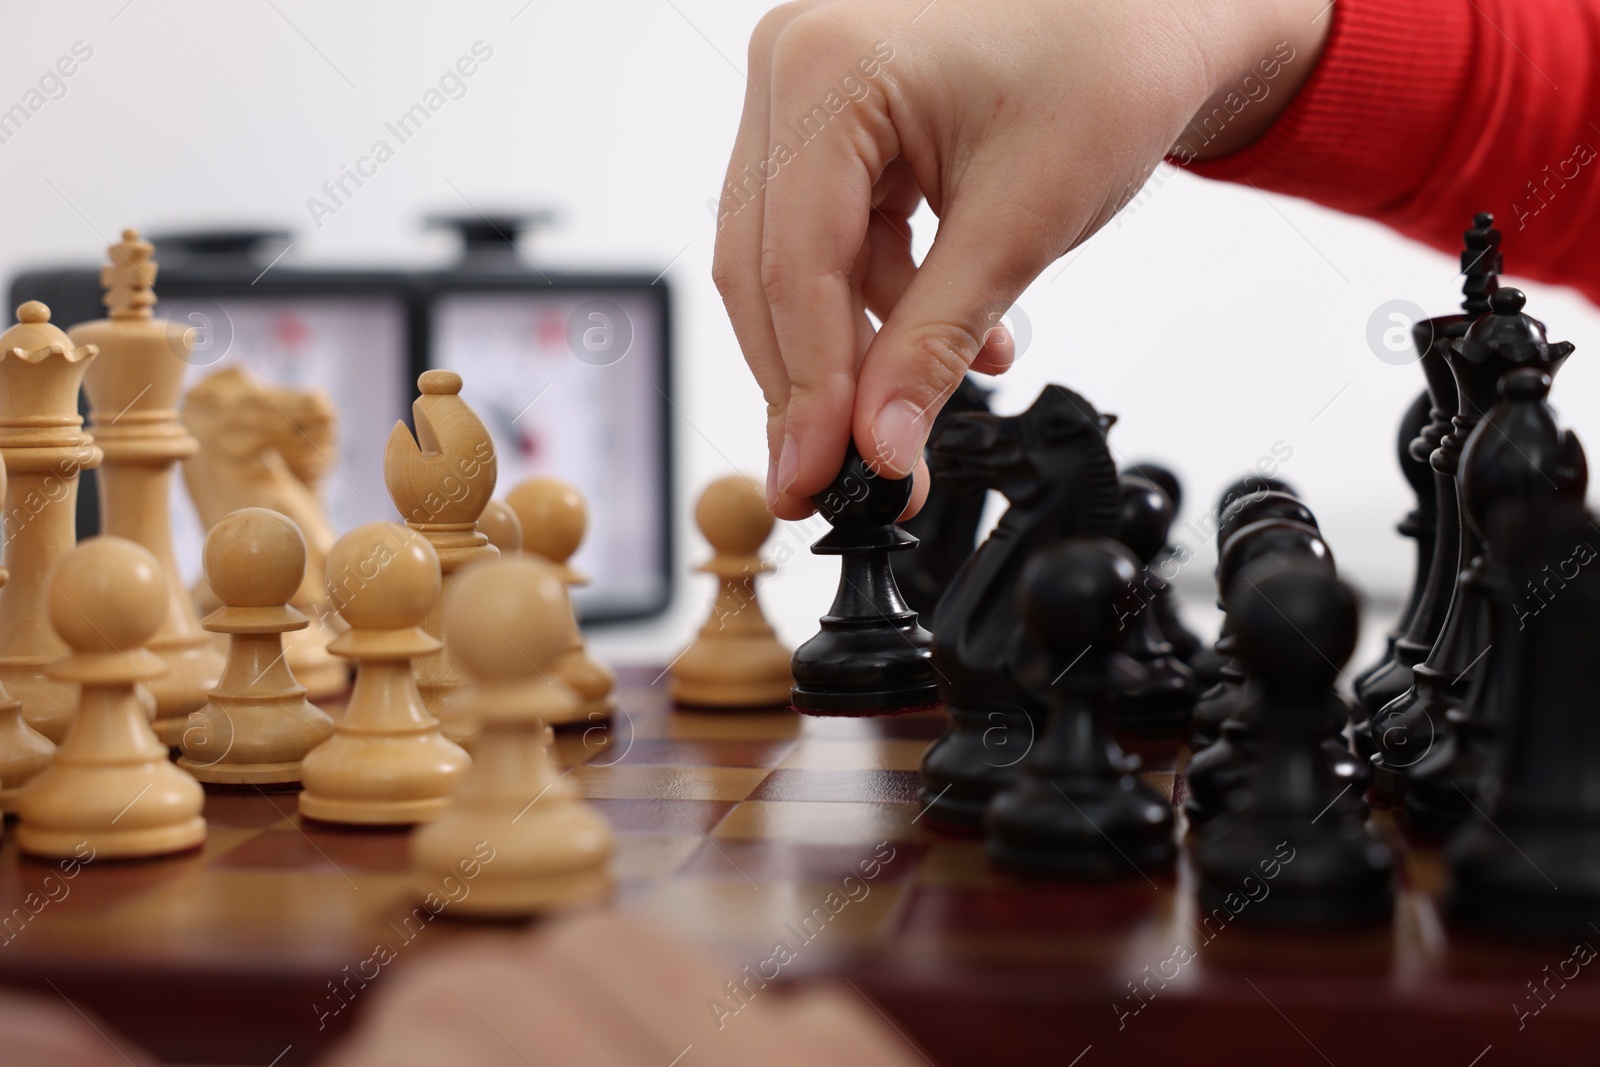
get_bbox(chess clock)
[8,216,673,624]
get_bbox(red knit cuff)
[1182,0,1476,217]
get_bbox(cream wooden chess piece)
[299,522,470,825]
[0,451,52,814]
[412,557,612,915]
[182,366,347,702]
[384,370,499,744]
[16,537,205,858]
[506,477,615,723]
[0,301,101,743]
[178,509,335,784]
[71,231,225,746]
[670,476,793,708]
[479,499,522,555]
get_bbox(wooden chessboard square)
[913,839,995,889]
[632,877,907,953]
[658,708,807,742]
[611,835,705,884]
[747,769,924,804]
[894,881,1171,939]
[201,790,302,829]
[0,843,218,920]
[712,800,924,844]
[107,869,411,950]
[679,840,929,884]
[568,764,771,802]
[216,822,414,875]
[604,737,799,769]
[799,710,948,741]
[587,797,736,836]
[776,738,929,771]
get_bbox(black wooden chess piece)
[1195,556,1393,926]
[1371,286,1574,800]
[1124,461,1202,663]
[918,386,1122,832]
[1188,473,1297,687]
[892,375,994,619]
[790,444,939,715]
[1185,518,1365,824]
[1351,391,1436,712]
[1449,501,1600,938]
[985,538,1176,878]
[1361,213,1499,767]
[1406,368,1586,838]
[1110,475,1197,733]
[1191,491,1320,750]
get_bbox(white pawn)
[670,475,793,708]
[479,499,522,556]
[299,522,470,825]
[178,509,335,785]
[412,557,612,915]
[505,477,615,724]
[16,537,205,859]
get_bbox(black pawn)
[1191,490,1321,749]
[985,538,1176,878]
[790,444,939,714]
[1406,368,1586,838]
[1449,502,1600,937]
[892,375,993,618]
[1125,461,1203,662]
[1111,475,1196,732]
[1185,518,1364,825]
[1195,556,1392,926]
[1188,474,1297,687]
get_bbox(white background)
[3,0,1598,665]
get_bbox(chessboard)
[0,665,1590,1067]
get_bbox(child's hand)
[713,0,1328,517]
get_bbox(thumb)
[853,181,1061,477]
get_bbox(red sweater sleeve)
[1189,0,1600,304]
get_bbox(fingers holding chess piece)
[412,558,613,915]
[16,537,205,858]
[178,509,335,785]
[1194,557,1392,926]
[506,477,615,724]
[791,445,938,715]
[298,523,471,825]
[669,476,793,709]
[985,538,1176,878]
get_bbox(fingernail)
[871,398,926,477]
[775,434,800,494]
[765,451,780,511]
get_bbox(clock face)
[163,295,411,585]
[430,289,669,618]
